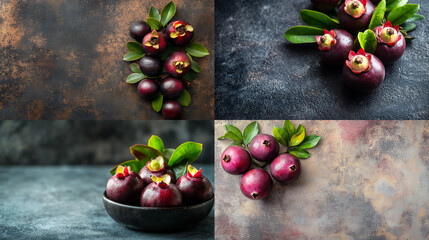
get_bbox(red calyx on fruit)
[316,29,337,51]
[151,174,172,189]
[115,165,131,179]
[167,20,194,46]
[142,30,167,55]
[346,49,372,74]
[377,21,401,47]
[344,0,367,18]
[187,165,203,178]
[147,156,166,172]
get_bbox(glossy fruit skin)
[221,145,252,175]
[320,29,354,65]
[142,31,167,55]
[338,0,375,35]
[249,134,279,162]
[139,56,162,77]
[106,172,145,205]
[311,0,341,12]
[160,77,184,99]
[270,153,302,183]
[165,51,191,77]
[373,26,406,64]
[140,183,183,207]
[130,21,151,43]
[343,53,385,93]
[137,79,159,99]
[162,100,182,119]
[177,174,213,205]
[139,166,176,186]
[166,20,194,46]
[240,169,273,200]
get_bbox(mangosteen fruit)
[130,21,151,43]
[162,100,182,119]
[338,0,375,34]
[106,165,145,205]
[248,134,279,162]
[139,156,176,185]
[165,51,191,77]
[142,30,167,55]
[160,77,184,99]
[139,55,162,77]
[316,29,354,65]
[166,20,194,46]
[221,145,251,175]
[137,79,159,99]
[373,20,406,64]
[343,48,385,93]
[311,0,341,12]
[270,153,302,183]
[176,165,213,205]
[240,168,273,200]
[140,174,183,207]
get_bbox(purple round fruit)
[373,21,406,64]
[165,51,191,77]
[221,145,251,175]
[343,48,385,93]
[142,30,167,55]
[162,100,182,119]
[316,29,354,65]
[176,165,213,205]
[139,156,176,185]
[106,166,145,205]
[130,21,151,43]
[166,20,194,46]
[338,0,375,35]
[137,79,159,99]
[248,134,279,162]
[139,55,162,77]
[240,168,273,200]
[311,0,341,12]
[270,153,302,183]
[140,174,183,207]
[160,77,184,99]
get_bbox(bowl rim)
[103,191,214,210]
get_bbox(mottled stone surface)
[0,164,214,239]
[215,0,429,120]
[0,120,214,165]
[0,0,214,120]
[215,120,429,239]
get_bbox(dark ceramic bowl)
[102,191,214,232]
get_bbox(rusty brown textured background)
[215,120,429,240]
[0,0,214,119]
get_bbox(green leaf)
[387,4,420,26]
[126,41,144,55]
[290,125,306,146]
[357,29,377,54]
[129,144,164,162]
[149,6,161,21]
[126,73,146,84]
[191,60,201,73]
[225,125,243,143]
[243,122,259,145]
[130,63,142,73]
[283,120,295,142]
[297,135,321,149]
[273,126,289,146]
[172,160,189,178]
[289,148,311,159]
[161,1,176,26]
[284,26,324,44]
[186,43,210,57]
[163,148,175,160]
[299,10,340,30]
[401,22,416,32]
[152,93,163,112]
[406,14,424,22]
[386,0,408,12]
[218,131,243,144]
[178,89,191,107]
[148,135,164,153]
[123,52,144,61]
[183,71,197,82]
[230,141,242,146]
[168,142,202,166]
[110,159,146,175]
[146,17,162,30]
[369,0,387,29]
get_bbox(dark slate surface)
[215,0,429,120]
[0,164,214,240]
